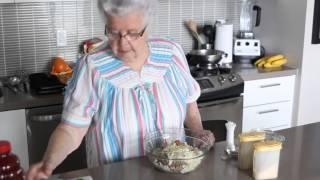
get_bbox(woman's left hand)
[195,129,215,148]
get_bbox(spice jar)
[238,132,265,170]
[0,140,24,180]
[253,140,282,180]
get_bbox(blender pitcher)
[239,0,261,39]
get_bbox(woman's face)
[106,11,148,61]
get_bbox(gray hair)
[99,0,158,24]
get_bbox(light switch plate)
[56,30,67,47]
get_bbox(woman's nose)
[119,37,130,48]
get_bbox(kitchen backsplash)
[0,0,240,76]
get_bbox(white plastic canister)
[238,132,266,170]
[253,140,283,180]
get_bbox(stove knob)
[218,76,226,83]
[228,74,237,82]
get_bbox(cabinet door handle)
[268,124,288,129]
[260,83,281,88]
[258,109,279,114]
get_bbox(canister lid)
[254,140,282,151]
[0,140,11,154]
[239,132,266,142]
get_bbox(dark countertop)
[0,87,64,111]
[53,123,320,180]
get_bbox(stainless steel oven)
[199,96,243,141]
[26,105,87,174]
[190,70,244,142]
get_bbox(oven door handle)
[198,97,240,108]
[30,114,62,122]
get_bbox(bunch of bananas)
[254,54,288,68]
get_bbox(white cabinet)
[244,76,295,107]
[242,75,296,132]
[255,0,320,126]
[243,101,292,131]
[0,109,29,170]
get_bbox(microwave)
[312,0,320,44]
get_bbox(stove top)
[190,65,232,78]
[187,58,244,102]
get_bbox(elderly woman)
[27,0,214,179]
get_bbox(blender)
[233,0,263,65]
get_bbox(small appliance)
[233,0,262,64]
[29,73,65,95]
[214,21,234,65]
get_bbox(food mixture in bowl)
[150,140,204,174]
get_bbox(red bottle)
[0,141,24,180]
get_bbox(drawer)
[242,101,293,132]
[244,75,295,107]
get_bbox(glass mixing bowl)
[144,128,211,174]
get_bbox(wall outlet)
[56,30,67,47]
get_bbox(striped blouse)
[62,37,201,167]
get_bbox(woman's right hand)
[26,161,53,180]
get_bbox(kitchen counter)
[0,87,63,111]
[53,123,320,180]
[232,64,298,81]
[0,65,297,112]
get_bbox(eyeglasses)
[105,25,147,41]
